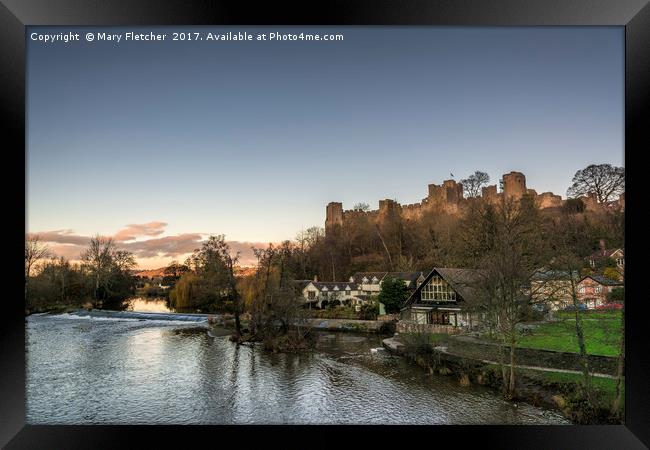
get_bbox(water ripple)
[26,314,569,425]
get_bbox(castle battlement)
[325,171,623,234]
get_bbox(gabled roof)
[350,271,424,285]
[292,280,313,291]
[530,268,580,282]
[350,272,388,284]
[579,275,623,287]
[307,281,359,292]
[385,271,425,285]
[403,267,483,307]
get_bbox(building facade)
[576,275,623,309]
[401,268,481,328]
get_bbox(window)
[595,286,602,294]
[616,257,624,267]
[420,275,457,301]
[308,291,316,300]
[589,259,595,268]
[578,286,586,294]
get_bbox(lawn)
[517,310,622,356]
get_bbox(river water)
[26,311,569,425]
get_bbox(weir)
[70,309,209,323]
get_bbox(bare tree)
[225,251,243,340]
[546,211,597,402]
[25,235,51,301]
[566,164,625,203]
[81,235,115,301]
[461,171,491,198]
[353,202,370,212]
[461,196,545,399]
[25,235,50,279]
[610,275,624,420]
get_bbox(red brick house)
[576,275,623,309]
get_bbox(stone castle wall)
[325,171,624,234]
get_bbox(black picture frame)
[2,0,648,448]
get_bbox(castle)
[325,171,624,234]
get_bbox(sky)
[26,26,624,268]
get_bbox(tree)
[162,261,190,286]
[603,267,622,282]
[171,235,237,313]
[562,198,585,214]
[566,164,625,203]
[80,235,136,305]
[25,235,50,301]
[461,171,490,198]
[353,202,370,212]
[607,286,624,303]
[546,209,597,404]
[81,235,117,302]
[378,277,410,314]
[459,195,546,399]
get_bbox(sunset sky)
[27,26,624,268]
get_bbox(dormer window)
[322,287,328,292]
[616,257,624,267]
[333,286,339,291]
[349,277,354,282]
[372,276,379,284]
[362,277,369,283]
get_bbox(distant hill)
[133,268,166,278]
[133,265,257,279]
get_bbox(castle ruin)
[325,170,624,235]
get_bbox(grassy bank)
[516,367,624,420]
[517,310,622,356]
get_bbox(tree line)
[25,235,137,312]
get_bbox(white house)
[301,281,362,309]
[349,271,426,296]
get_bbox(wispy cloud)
[113,221,167,241]
[28,222,271,267]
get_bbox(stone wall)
[303,318,390,333]
[446,335,618,375]
[396,322,463,335]
[325,171,624,236]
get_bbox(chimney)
[313,275,318,282]
[599,239,606,255]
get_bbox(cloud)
[28,223,272,268]
[120,233,204,258]
[114,221,167,241]
[27,230,90,246]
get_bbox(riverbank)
[382,335,623,424]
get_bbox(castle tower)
[442,179,464,204]
[502,171,527,200]
[325,202,343,235]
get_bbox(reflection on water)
[126,297,173,313]
[26,313,570,425]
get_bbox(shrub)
[378,278,410,314]
[606,287,624,303]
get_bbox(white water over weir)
[69,309,210,323]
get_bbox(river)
[26,311,569,425]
